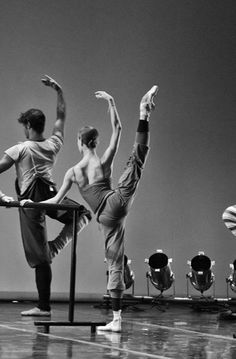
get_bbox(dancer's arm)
[41,75,66,139]
[41,168,74,204]
[0,154,14,173]
[0,156,14,201]
[20,168,73,207]
[95,91,122,169]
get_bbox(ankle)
[140,106,151,121]
[113,310,122,321]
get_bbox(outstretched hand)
[1,195,14,203]
[41,75,61,92]
[95,91,113,102]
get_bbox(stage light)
[186,251,215,297]
[145,250,175,296]
[226,260,236,298]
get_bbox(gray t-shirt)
[5,134,63,194]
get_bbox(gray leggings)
[98,143,149,291]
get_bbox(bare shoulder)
[72,163,82,176]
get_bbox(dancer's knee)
[77,213,91,232]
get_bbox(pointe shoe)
[97,318,121,332]
[140,85,159,116]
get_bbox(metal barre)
[0,200,82,211]
[0,199,106,333]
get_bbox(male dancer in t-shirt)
[0,75,91,316]
[28,84,158,330]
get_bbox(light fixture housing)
[145,249,174,295]
[187,251,215,295]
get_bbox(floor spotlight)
[186,251,215,297]
[145,249,175,297]
[226,260,236,298]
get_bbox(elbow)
[115,124,122,138]
[117,123,122,133]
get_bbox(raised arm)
[95,91,122,168]
[41,75,66,138]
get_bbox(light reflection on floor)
[0,301,236,358]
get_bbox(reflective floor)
[1,299,236,358]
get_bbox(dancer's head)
[18,109,46,138]
[77,126,99,152]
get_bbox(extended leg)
[117,85,158,204]
[136,85,158,147]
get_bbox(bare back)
[73,153,112,188]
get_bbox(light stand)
[145,250,175,310]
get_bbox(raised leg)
[136,85,158,146]
[48,214,90,258]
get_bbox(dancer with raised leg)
[26,84,158,329]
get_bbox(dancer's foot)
[97,318,121,332]
[21,307,51,317]
[140,85,158,119]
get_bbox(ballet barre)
[0,200,106,333]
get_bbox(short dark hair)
[18,109,45,134]
[78,126,99,149]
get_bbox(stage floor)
[1,300,236,358]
